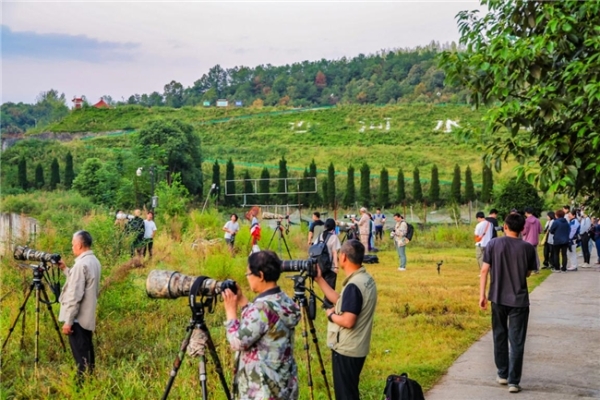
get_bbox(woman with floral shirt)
[222,251,301,400]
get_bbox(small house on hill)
[93,99,110,109]
[72,97,85,109]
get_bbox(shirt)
[144,220,157,239]
[223,221,240,239]
[474,219,493,247]
[522,215,542,246]
[373,213,385,226]
[569,218,580,240]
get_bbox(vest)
[327,267,377,358]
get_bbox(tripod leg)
[39,285,67,351]
[280,230,292,259]
[35,286,41,376]
[198,355,208,400]
[306,316,332,400]
[267,228,278,251]
[299,304,315,400]
[2,284,34,351]
[161,325,194,400]
[201,324,232,400]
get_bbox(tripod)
[161,278,231,400]
[289,274,332,400]
[1,263,66,373]
[267,220,292,259]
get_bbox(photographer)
[222,251,301,400]
[392,213,409,271]
[352,208,371,251]
[314,240,377,400]
[223,213,240,256]
[126,209,145,258]
[318,218,341,292]
[57,230,101,380]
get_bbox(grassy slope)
[26,104,513,185]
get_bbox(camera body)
[343,214,357,219]
[14,245,61,264]
[146,270,237,299]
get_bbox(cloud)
[1,25,140,62]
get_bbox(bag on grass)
[383,373,425,400]
[363,254,379,264]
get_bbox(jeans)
[553,243,568,271]
[396,245,407,269]
[581,233,590,264]
[332,351,366,400]
[491,303,530,386]
[375,225,383,240]
[543,242,554,267]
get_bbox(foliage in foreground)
[0,207,550,399]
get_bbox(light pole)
[137,166,158,211]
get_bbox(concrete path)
[427,254,600,400]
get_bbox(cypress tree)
[300,168,310,207]
[50,158,60,190]
[359,162,370,207]
[64,151,74,189]
[396,168,405,204]
[486,165,494,203]
[225,158,236,206]
[481,164,490,203]
[412,167,423,203]
[378,168,390,208]
[465,166,475,202]
[309,159,320,207]
[327,163,336,209]
[211,160,221,200]
[18,157,28,190]
[344,165,356,207]
[451,164,461,203]
[243,170,255,205]
[259,167,270,204]
[35,163,45,189]
[321,180,329,208]
[277,156,288,205]
[429,164,440,205]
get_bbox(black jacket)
[550,217,570,245]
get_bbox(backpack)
[405,223,415,241]
[383,373,425,400]
[363,254,379,264]
[309,231,332,273]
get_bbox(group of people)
[115,209,157,259]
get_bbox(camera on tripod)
[115,212,135,221]
[14,245,61,265]
[343,214,357,219]
[281,259,317,278]
[146,270,237,299]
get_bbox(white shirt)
[580,216,591,234]
[223,221,240,239]
[144,220,157,239]
[474,219,493,247]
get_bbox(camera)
[146,270,237,299]
[343,214,357,219]
[281,259,317,278]
[115,212,134,221]
[14,245,61,264]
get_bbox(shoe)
[567,266,578,271]
[398,268,406,271]
[561,268,567,273]
[541,265,550,270]
[582,263,590,268]
[497,376,508,385]
[552,269,560,273]
[533,270,540,274]
[508,385,521,393]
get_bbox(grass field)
[0,210,549,399]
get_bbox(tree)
[259,167,270,204]
[315,71,327,88]
[378,168,390,208]
[211,160,221,201]
[243,170,255,205]
[359,163,371,207]
[225,158,236,206]
[163,80,184,108]
[494,178,544,218]
[309,159,320,207]
[277,156,288,205]
[451,164,461,204]
[481,164,492,203]
[72,158,120,206]
[396,168,406,204]
[137,119,203,196]
[49,158,60,190]
[18,157,28,190]
[327,163,336,209]
[440,0,600,210]
[429,164,440,205]
[344,166,356,207]
[465,166,475,203]
[299,168,310,207]
[412,167,423,203]
[64,152,74,189]
[34,163,44,189]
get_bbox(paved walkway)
[427,254,600,400]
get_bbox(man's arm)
[59,263,87,333]
[315,274,340,305]
[479,262,490,310]
[327,284,361,329]
[328,310,358,329]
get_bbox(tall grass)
[0,209,549,399]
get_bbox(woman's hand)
[222,289,239,321]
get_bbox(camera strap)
[189,276,209,311]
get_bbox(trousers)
[491,303,529,386]
[332,350,366,400]
[396,244,407,269]
[69,322,95,378]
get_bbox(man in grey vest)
[58,230,101,380]
[314,239,377,400]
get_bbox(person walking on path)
[522,207,543,273]
[392,213,409,271]
[550,209,570,272]
[541,211,555,269]
[479,213,537,394]
[474,211,494,275]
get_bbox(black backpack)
[405,223,415,241]
[383,373,425,400]
[309,231,332,273]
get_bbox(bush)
[493,178,544,218]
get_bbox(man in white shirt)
[579,210,592,268]
[474,211,493,274]
[143,211,157,259]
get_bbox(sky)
[1,1,481,105]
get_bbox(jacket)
[550,217,570,245]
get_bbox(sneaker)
[508,385,521,393]
[561,268,567,273]
[552,269,560,273]
[497,376,508,385]
[533,270,540,274]
[582,263,590,268]
[567,266,578,271]
[398,268,406,271]
[541,265,551,270]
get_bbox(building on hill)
[93,99,110,109]
[72,97,85,109]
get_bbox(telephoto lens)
[13,245,61,264]
[146,270,237,299]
